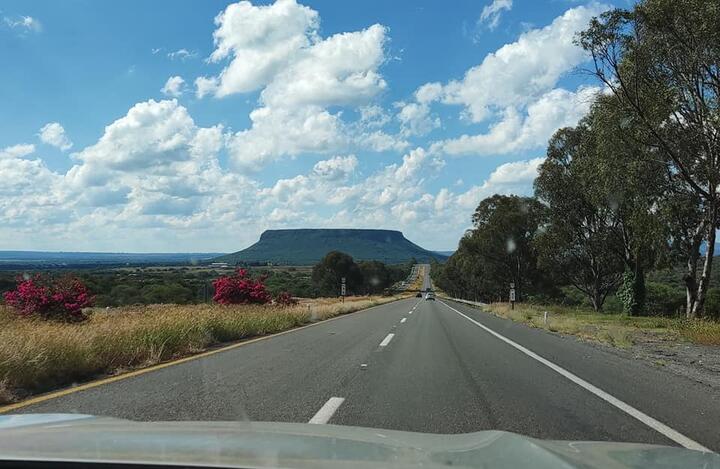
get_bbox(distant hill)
[434,250,455,257]
[214,229,448,265]
[0,251,224,269]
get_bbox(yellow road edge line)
[0,297,410,415]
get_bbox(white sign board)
[341,277,346,296]
[510,288,516,302]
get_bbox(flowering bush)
[3,274,93,321]
[275,291,298,307]
[212,269,271,305]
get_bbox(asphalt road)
[14,266,720,451]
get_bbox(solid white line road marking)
[439,300,711,453]
[400,318,407,323]
[379,333,395,347]
[309,397,345,424]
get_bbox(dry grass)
[407,265,426,291]
[675,319,720,346]
[0,295,402,404]
[483,302,720,349]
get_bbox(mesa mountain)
[213,229,448,265]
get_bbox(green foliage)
[579,0,720,317]
[644,282,685,317]
[534,124,625,311]
[703,289,720,320]
[310,252,408,297]
[261,269,318,298]
[617,270,646,316]
[311,251,364,297]
[432,195,557,303]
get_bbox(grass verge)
[479,302,720,348]
[0,295,403,405]
[407,265,426,292]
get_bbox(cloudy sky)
[0,0,622,253]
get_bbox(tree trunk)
[591,290,602,312]
[632,259,645,316]
[684,227,704,318]
[691,224,716,318]
[591,273,602,312]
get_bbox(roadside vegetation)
[0,295,404,405]
[0,254,415,404]
[433,0,720,330]
[480,303,720,349]
[311,251,412,296]
[0,255,411,308]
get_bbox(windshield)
[1,0,719,465]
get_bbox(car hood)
[0,414,716,469]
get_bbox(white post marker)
[309,397,345,424]
[438,300,710,453]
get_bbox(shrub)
[705,288,720,320]
[212,269,271,305]
[3,274,93,321]
[617,270,645,315]
[275,291,298,307]
[645,282,685,316]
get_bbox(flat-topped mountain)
[213,229,448,265]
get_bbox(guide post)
[509,282,516,310]
[341,277,346,303]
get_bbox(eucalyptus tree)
[535,123,624,311]
[579,0,720,317]
[587,95,668,314]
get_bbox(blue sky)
[0,0,627,252]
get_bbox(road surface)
[11,266,720,451]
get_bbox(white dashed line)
[439,300,711,453]
[379,333,395,347]
[400,318,407,323]
[308,397,345,424]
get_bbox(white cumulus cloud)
[38,122,73,151]
[0,143,35,159]
[312,155,358,180]
[199,0,392,168]
[442,4,606,122]
[432,86,601,156]
[161,76,186,97]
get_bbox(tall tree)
[311,251,362,297]
[579,0,720,317]
[535,124,624,311]
[358,260,391,294]
[432,195,551,303]
[587,95,668,314]
[470,195,549,302]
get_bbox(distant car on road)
[425,291,435,301]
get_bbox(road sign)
[510,289,516,302]
[341,277,346,297]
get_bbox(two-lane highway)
[9,266,720,451]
